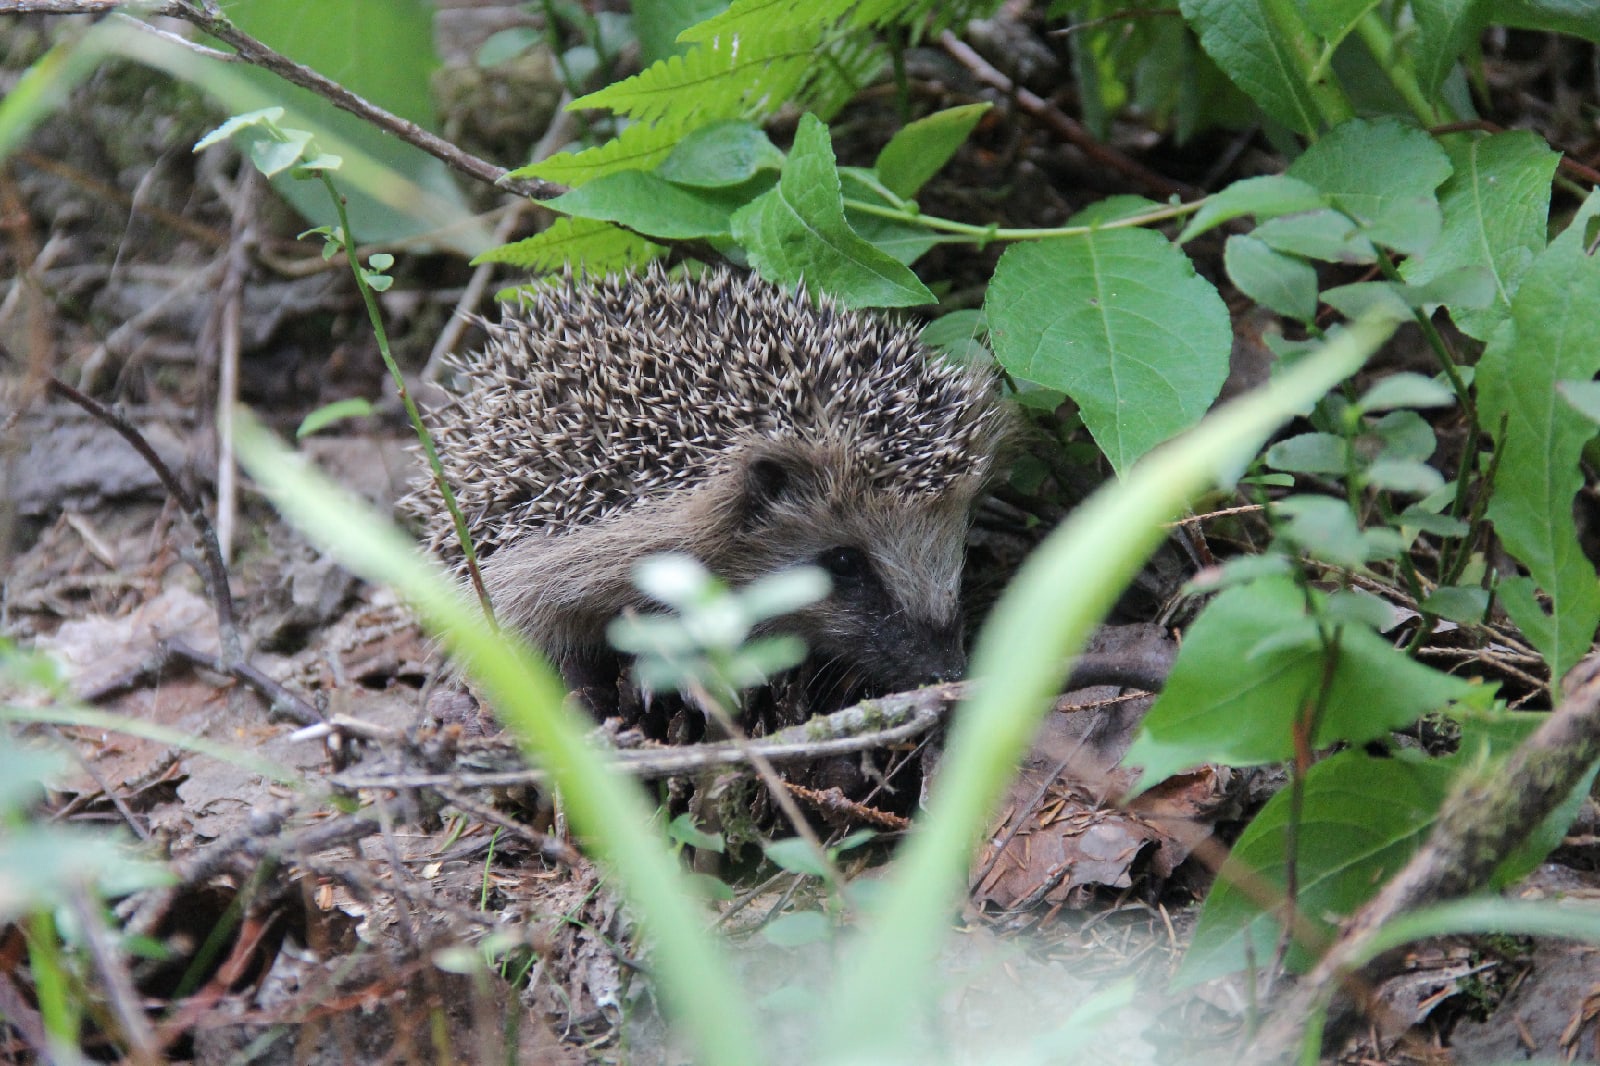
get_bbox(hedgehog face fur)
[409,265,1007,699]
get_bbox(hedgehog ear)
[740,448,816,524]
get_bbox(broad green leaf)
[1183,709,1578,984]
[544,170,744,238]
[1409,0,1491,99]
[215,0,485,251]
[1300,0,1375,42]
[1178,750,1453,983]
[1401,131,1560,340]
[846,212,942,266]
[1493,0,1600,40]
[1125,576,1478,785]
[731,114,934,309]
[1178,174,1325,243]
[1177,0,1329,135]
[1477,192,1600,680]
[96,20,485,253]
[635,0,729,64]
[1289,118,1451,255]
[874,103,991,198]
[474,217,662,278]
[1224,234,1319,321]
[655,121,785,187]
[985,229,1231,475]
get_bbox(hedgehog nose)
[918,642,968,686]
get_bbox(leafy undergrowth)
[4,1,1600,1064]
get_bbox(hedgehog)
[408,265,1008,705]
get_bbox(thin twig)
[44,376,241,661]
[938,30,1194,202]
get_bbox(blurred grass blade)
[232,412,763,1066]
[822,316,1395,1058]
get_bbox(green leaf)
[762,910,834,947]
[573,27,818,125]
[1356,372,1457,413]
[1224,234,1319,321]
[1125,576,1478,785]
[1264,432,1348,475]
[206,0,484,252]
[1476,192,1600,680]
[1299,0,1373,40]
[1493,0,1600,40]
[295,398,374,439]
[1177,0,1327,135]
[874,103,991,198]
[636,0,729,64]
[1275,494,1371,567]
[1178,750,1452,983]
[544,170,743,238]
[1367,410,1438,463]
[678,0,842,42]
[1422,585,1489,623]
[474,217,663,277]
[1364,459,1446,496]
[919,310,989,363]
[517,120,685,186]
[655,121,785,187]
[1178,174,1325,243]
[668,813,726,852]
[731,114,934,309]
[763,838,829,877]
[986,229,1231,475]
[1254,209,1376,263]
[1288,118,1452,255]
[1401,131,1561,341]
[1409,0,1491,98]
[1558,379,1600,426]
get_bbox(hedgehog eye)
[817,546,870,584]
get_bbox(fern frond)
[848,0,1006,34]
[803,33,887,120]
[678,0,856,43]
[572,27,823,126]
[476,217,662,277]
[514,121,684,186]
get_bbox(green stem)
[842,197,1201,242]
[320,177,497,626]
[1353,11,1450,125]
[1260,0,1355,131]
